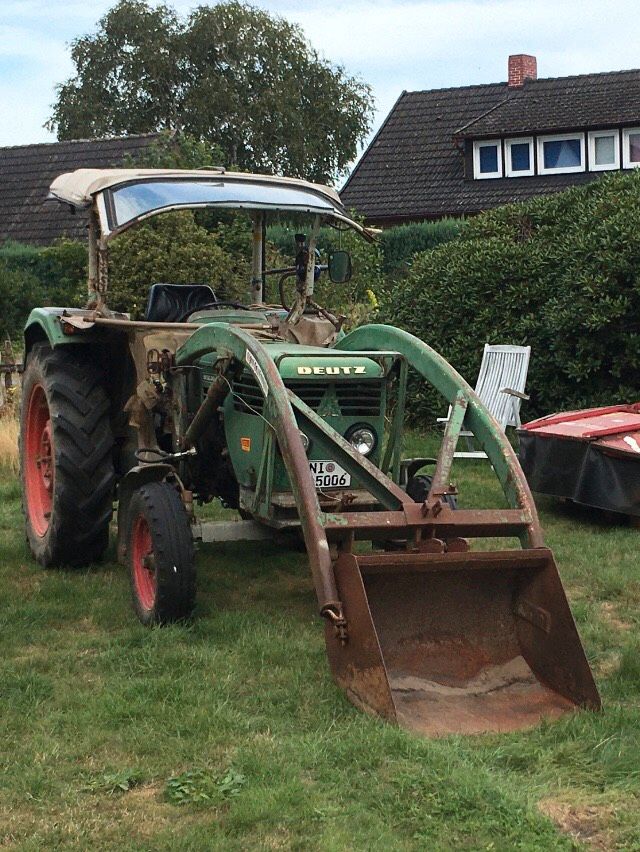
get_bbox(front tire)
[20,343,115,567]
[407,473,458,510]
[127,482,196,625]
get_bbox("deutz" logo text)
[297,365,366,375]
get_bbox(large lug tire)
[127,482,196,625]
[20,342,115,567]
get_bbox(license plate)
[309,460,351,489]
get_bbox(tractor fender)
[116,464,175,564]
[24,308,103,355]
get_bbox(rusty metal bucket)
[325,548,601,736]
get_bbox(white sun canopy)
[48,168,370,240]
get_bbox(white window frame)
[473,139,503,179]
[537,133,585,175]
[622,127,640,169]
[505,137,534,177]
[588,130,620,171]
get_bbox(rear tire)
[127,482,196,625]
[20,342,115,567]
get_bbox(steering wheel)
[179,301,255,323]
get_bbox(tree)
[123,130,226,170]
[48,0,374,183]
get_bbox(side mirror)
[328,250,352,283]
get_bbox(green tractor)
[20,168,600,736]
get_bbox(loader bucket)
[325,548,600,737]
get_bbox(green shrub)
[0,241,40,269]
[32,241,87,306]
[0,240,87,338]
[0,262,45,340]
[0,240,87,304]
[380,170,640,421]
[108,211,246,315]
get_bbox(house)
[0,134,160,246]
[340,56,640,225]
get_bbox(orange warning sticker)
[241,437,251,452]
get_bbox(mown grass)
[1,435,639,850]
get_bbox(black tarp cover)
[518,405,640,517]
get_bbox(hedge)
[378,219,464,274]
[0,241,87,340]
[0,264,46,342]
[380,170,640,421]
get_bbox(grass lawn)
[1,432,639,850]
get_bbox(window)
[588,130,619,171]
[473,140,502,179]
[106,179,339,231]
[505,137,534,177]
[623,127,640,169]
[537,133,585,174]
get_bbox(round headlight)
[299,431,310,452]
[346,426,376,456]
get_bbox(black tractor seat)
[144,283,218,323]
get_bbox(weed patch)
[165,768,247,806]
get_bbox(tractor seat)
[144,283,217,323]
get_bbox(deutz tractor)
[20,168,600,737]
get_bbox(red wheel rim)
[24,384,54,537]
[131,514,156,611]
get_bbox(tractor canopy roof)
[48,168,371,240]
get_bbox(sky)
[1,0,639,157]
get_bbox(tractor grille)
[231,371,265,414]
[285,381,327,411]
[286,380,382,416]
[231,372,382,417]
[335,382,383,416]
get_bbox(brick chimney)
[508,54,537,87]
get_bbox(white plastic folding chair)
[437,344,531,458]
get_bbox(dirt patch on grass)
[10,567,41,595]
[594,652,622,679]
[538,798,616,850]
[600,602,632,632]
[82,784,181,841]
[12,643,50,665]
[0,785,190,848]
[257,827,293,849]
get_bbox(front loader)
[20,168,600,736]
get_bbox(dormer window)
[537,133,585,175]
[470,127,633,181]
[588,130,619,170]
[473,140,502,179]
[505,137,534,177]
[622,127,640,168]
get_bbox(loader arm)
[335,324,543,547]
[175,323,344,626]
